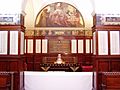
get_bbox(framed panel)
[21,32,24,54]
[110,31,120,55]
[10,31,18,55]
[98,61,109,71]
[98,31,108,55]
[25,39,26,53]
[86,39,90,53]
[71,39,77,53]
[42,39,48,53]
[27,39,33,53]
[93,32,96,55]
[91,39,92,53]
[36,39,41,53]
[0,31,8,54]
[78,40,83,53]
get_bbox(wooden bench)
[42,56,78,64]
[0,72,14,90]
[101,72,120,90]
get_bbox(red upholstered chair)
[82,65,93,72]
[81,62,93,72]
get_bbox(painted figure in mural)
[67,9,82,27]
[48,3,68,27]
[39,8,50,27]
[74,10,82,27]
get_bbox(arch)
[35,2,85,27]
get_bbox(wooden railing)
[42,56,78,64]
[40,63,81,72]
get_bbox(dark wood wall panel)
[9,62,18,71]
[34,55,43,63]
[93,56,120,89]
[84,54,93,65]
[25,54,34,71]
[0,56,25,71]
[111,61,120,71]
[92,14,120,90]
[25,35,93,71]
[34,63,42,71]
[94,58,120,72]
[0,62,9,71]
[98,61,109,72]
[27,63,34,71]
[0,14,25,90]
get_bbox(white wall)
[0,0,25,13]
[93,0,120,14]
[24,0,34,28]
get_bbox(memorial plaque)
[49,40,70,53]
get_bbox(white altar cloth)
[24,71,93,90]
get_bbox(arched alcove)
[35,2,85,27]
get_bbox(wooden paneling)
[27,63,34,71]
[111,61,120,71]
[0,14,25,90]
[25,54,92,71]
[34,63,42,71]
[25,54,34,71]
[0,30,25,89]
[0,62,9,71]
[25,35,93,71]
[93,53,120,90]
[94,57,120,72]
[0,56,25,71]
[98,61,109,72]
[9,62,18,71]
[92,14,120,90]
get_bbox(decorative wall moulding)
[25,30,34,36]
[25,30,85,36]
[25,29,92,37]
[95,14,120,25]
[85,30,92,36]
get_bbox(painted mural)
[35,2,84,27]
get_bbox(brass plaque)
[49,40,70,53]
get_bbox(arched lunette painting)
[35,2,85,27]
